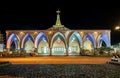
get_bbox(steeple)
[55,9,62,26]
[53,9,64,27]
[48,9,69,30]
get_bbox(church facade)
[6,10,111,55]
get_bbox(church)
[6,10,111,56]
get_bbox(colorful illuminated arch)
[85,33,96,48]
[51,32,67,55]
[51,32,67,48]
[97,33,110,47]
[69,32,82,48]
[34,32,49,54]
[21,33,34,48]
[7,33,20,50]
[34,32,48,48]
[68,32,83,55]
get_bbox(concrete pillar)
[50,48,52,56]
[34,48,37,53]
[33,48,37,56]
[66,48,68,56]
[7,48,10,53]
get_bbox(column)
[34,48,37,56]
[66,48,68,56]
[7,48,10,53]
[50,48,52,56]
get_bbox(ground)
[1,56,119,78]
[0,64,120,78]
[0,56,111,64]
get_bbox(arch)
[51,32,67,55]
[7,33,20,51]
[21,33,34,53]
[84,33,96,48]
[10,41,16,51]
[34,32,49,48]
[37,40,50,55]
[83,40,93,51]
[100,40,107,47]
[51,32,67,48]
[83,40,94,55]
[24,40,34,53]
[35,32,50,55]
[21,33,34,48]
[68,32,82,55]
[69,32,82,48]
[97,33,110,47]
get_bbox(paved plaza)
[0,56,111,64]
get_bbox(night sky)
[0,1,120,45]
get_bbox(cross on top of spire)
[48,10,69,30]
[56,9,60,14]
[55,9,62,26]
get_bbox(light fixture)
[115,26,120,30]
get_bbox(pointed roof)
[48,10,69,30]
[53,9,63,27]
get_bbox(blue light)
[42,37,46,42]
[86,37,89,40]
[14,38,17,41]
[28,37,31,40]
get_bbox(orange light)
[115,26,120,30]
[94,32,97,34]
[34,32,38,34]
[20,32,24,34]
[49,31,52,34]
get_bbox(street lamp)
[115,26,120,31]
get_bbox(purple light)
[86,37,89,40]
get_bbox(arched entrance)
[97,33,110,47]
[69,32,82,55]
[10,41,16,51]
[83,33,95,55]
[83,40,93,51]
[35,32,50,55]
[51,32,67,55]
[24,40,34,53]
[7,33,20,52]
[21,33,34,53]
[38,40,49,55]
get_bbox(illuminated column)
[33,48,37,56]
[79,48,81,55]
[7,48,10,53]
[34,48,37,53]
[50,48,52,56]
[66,48,68,56]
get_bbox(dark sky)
[0,0,120,45]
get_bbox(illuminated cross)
[56,9,60,14]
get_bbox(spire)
[53,9,64,27]
[48,9,70,30]
[55,9,62,26]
